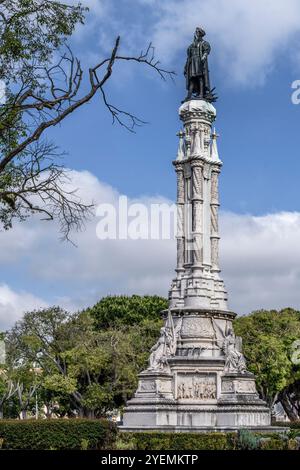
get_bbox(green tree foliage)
[85,295,166,409]
[3,296,165,418]
[234,308,300,419]
[0,419,116,449]
[87,294,167,328]
[3,301,300,421]
[0,0,85,78]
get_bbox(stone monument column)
[169,132,186,308]
[177,100,227,310]
[121,28,271,432]
[175,163,185,275]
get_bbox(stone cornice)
[123,404,270,412]
[179,100,217,124]
[173,161,185,169]
[162,308,236,320]
[173,156,223,167]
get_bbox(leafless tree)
[0,34,175,239]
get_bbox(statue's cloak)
[185,40,211,92]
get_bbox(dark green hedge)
[117,431,299,451]
[283,421,300,429]
[0,422,296,451]
[118,432,237,450]
[0,419,117,450]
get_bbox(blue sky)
[48,0,300,214]
[1,0,300,329]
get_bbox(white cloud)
[1,170,300,330]
[220,212,300,313]
[149,0,300,85]
[0,284,48,331]
[71,0,113,44]
[81,0,300,86]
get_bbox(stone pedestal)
[121,100,271,431]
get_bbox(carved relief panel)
[176,374,217,401]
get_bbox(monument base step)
[119,425,288,433]
[122,404,271,429]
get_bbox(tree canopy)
[234,308,300,420]
[2,296,165,419]
[87,294,167,329]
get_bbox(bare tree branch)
[0,29,175,238]
[0,141,93,241]
[0,36,175,173]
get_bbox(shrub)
[287,439,299,450]
[118,432,237,450]
[0,419,117,450]
[259,437,286,450]
[285,421,300,429]
[237,429,259,450]
[118,431,298,451]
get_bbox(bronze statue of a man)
[184,27,216,102]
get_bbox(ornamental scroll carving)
[192,201,202,233]
[177,238,184,268]
[176,170,185,203]
[192,234,203,265]
[211,172,219,204]
[177,204,184,237]
[191,127,201,155]
[211,237,219,268]
[192,165,202,199]
[210,205,218,234]
[203,163,211,180]
[203,125,211,151]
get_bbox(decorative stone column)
[175,162,185,275]
[191,160,203,273]
[210,168,220,273]
[169,131,186,308]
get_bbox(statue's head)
[195,27,206,40]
